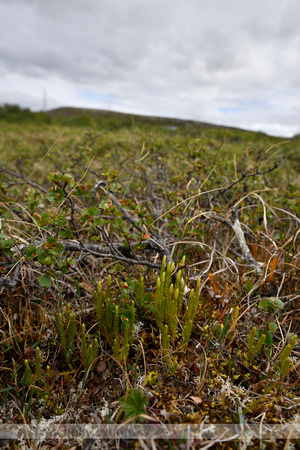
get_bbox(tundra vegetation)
[0,104,299,449]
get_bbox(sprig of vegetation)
[273,335,297,379]
[247,327,266,362]
[95,277,135,362]
[57,304,77,367]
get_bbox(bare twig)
[211,162,279,202]
[0,168,48,193]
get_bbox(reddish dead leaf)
[110,400,119,408]
[190,396,203,405]
[81,393,89,404]
[96,360,107,373]
[139,330,151,343]
[24,347,33,357]
[79,281,94,293]
[91,386,100,395]
[189,362,200,375]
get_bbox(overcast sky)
[1,0,299,137]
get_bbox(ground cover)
[0,105,299,448]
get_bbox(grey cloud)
[0,0,299,136]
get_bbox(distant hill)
[47,106,247,133]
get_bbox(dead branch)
[0,167,48,193]
[230,208,264,275]
[205,208,264,275]
[0,238,175,290]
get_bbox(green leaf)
[258,298,268,310]
[58,261,68,275]
[62,173,75,187]
[83,207,99,217]
[55,243,64,252]
[95,217,104,226]
[264,347,272,359]
[120,312,133,330]
[55,216,67,227]
[48,171,63,183]
[58,261,67,269]
[119,389,148,421]
[34,212,51,226]
[121,310,134,324]
[26,245,37,259]
[49,249,61,256]
[245,279,254,293]
[38,255,54,266]
[59,228,73,238]
[268,297,284,309]
[263,330,273,345]
[0,235,13,248]
[268,322,277,333]
[67,258,76,266]
[47,187,64,202]
[258,297,284,311]
[38,274,52,287]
